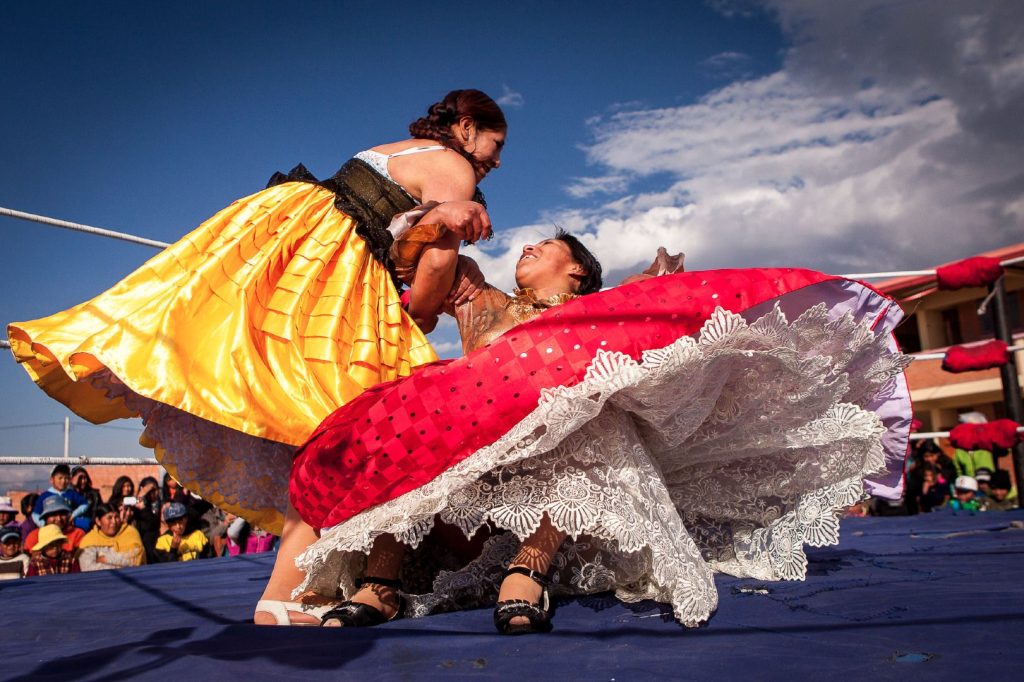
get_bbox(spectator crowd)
[0,464,278,580]
[1,439,1018,579]
[856,433,1020,517]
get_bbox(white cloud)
[701,50,755,80]
[494,1,1024,281]
[426,315,467,359]
[496,85,525,109]
[430,338,463,355]
[563,174,631,199]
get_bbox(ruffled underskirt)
[295,298,911,626]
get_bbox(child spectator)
[0,497,18,528]
[27,525,80,576]
[949,475,981,512]
[70,466,103,513]
[32,464,91,532]
[920,442,957,486]
[24,496,86,555]
[18,493,38,541]
[79,503,146,570]
[981,470,1017,511]
[0,528,29,580]
[974,468,993,498]
[154,503,214,562]
[918,467,950,512]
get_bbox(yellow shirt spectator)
[78,505,146,570]
[154,529,212,562]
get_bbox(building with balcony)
[878,242,1023,432]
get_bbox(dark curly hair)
[554,228,603,295]
[408,89,507,153]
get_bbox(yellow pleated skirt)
[8,182,438,532]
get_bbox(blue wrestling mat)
[2,509,1022,680]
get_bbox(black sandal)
[493,566,553,635]
[320,576,403,627]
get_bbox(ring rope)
[912,344,1024,361]
[1,205,170,249]
[0,456,158,465]
[910,426,1024,441]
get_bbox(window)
[942,307,963,345]
[893,318,922,353]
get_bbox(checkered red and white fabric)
[290,268,844,529]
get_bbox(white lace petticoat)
[294,302,912,627]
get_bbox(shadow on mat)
[10,624,386,680]
[12,609,1024,680]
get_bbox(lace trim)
[294,304,909,626]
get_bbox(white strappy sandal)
[254,599,341,626]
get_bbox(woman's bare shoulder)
[368,139,453,155]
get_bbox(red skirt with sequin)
[290,268,910,531]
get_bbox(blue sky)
[2,1,1021,489]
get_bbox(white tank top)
[353,145,448,193]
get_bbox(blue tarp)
[3,509,1022,680]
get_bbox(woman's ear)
[457,116,476,142]
[567,264,587,293]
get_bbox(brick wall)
[5,464,165,522]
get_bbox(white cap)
[954,475,978,492]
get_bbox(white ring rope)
[910,427,1024,441]
[911,344,1024,361]
[842,255,1024,279]
[0,456,159,465]
[1,205,170,249]
[840,269,936,279]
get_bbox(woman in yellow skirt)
[7,89,507,539]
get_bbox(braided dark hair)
[408,89,507,153]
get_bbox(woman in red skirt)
[280,231,912,633]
